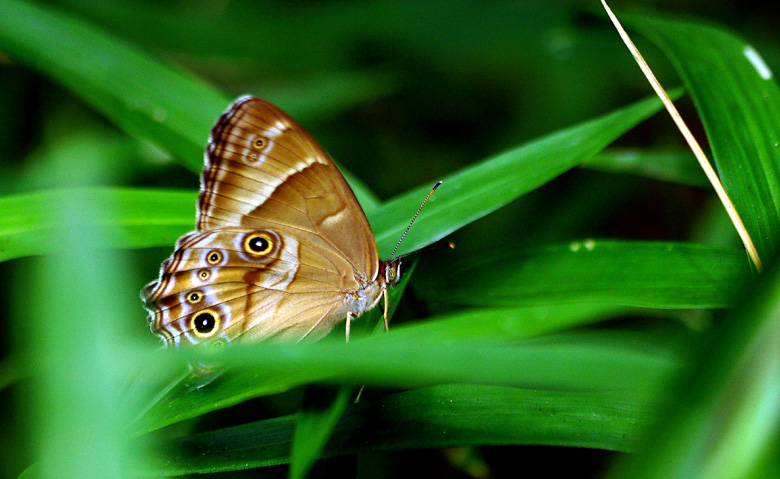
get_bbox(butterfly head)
[381,259,402,287]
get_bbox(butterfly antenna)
[388,181,443,261]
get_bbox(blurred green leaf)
[607,257,780,479]
[0,0,228,169]
[139,384,655,475]
[0,188,195,262]
[419,241,753,309]
[17,463,41,479]
[17,117,148,479]
[133,324,680,437]
[624,13,780,264]
[0,0,380,211]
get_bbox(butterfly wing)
[198,96,378,281]
[142,228,353,345]
[142,96,381,346]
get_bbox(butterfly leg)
[382,288,390,332]
[345,311,353,342]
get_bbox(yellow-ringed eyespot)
[251,137,266,150]
[190,309,220,338]
[198,269,211,281]
[243,232,274,256]
[206,250,223,265]
[186,290,203,304]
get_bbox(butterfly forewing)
[199,97,378,279]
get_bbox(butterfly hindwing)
[142,228,353,345]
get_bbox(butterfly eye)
[190,309,220,338]
[251,137,266,150]
[198,269,211,281]
[206,250,223,265]
[244,232,274,256]
[186,291,203,304]
[385,261,402,284]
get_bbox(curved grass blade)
[0,0,380,209]
[386,303,635,344]
[418,241,753,309]
[622,12,780,265]
[138,384,656,475]
[290,386,353,479]
[371,91,677,258]
[0,0,228,170]
[584,149,709,188]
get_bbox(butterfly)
[142,96,435,348]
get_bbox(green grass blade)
[16,125,148,479]
[624,13,780,263]
[0,188,195,262]
[606,258,780,479]
[584,149,709,188]
[289,386,353,479]
[418,241,753,309]
[133,324,680,435]
[138,384,655,475]
[371,91,677,258]
[0,0,228,170]
[386,303,635,343]
[0,0,380,209]
[17,463,41,479]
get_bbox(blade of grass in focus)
[418,241,753,309]
[622,12,780,264]
[138,384,656,475]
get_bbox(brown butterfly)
[142,96,435,347]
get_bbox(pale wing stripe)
[219,125,334,189]
[202,175,309,215]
